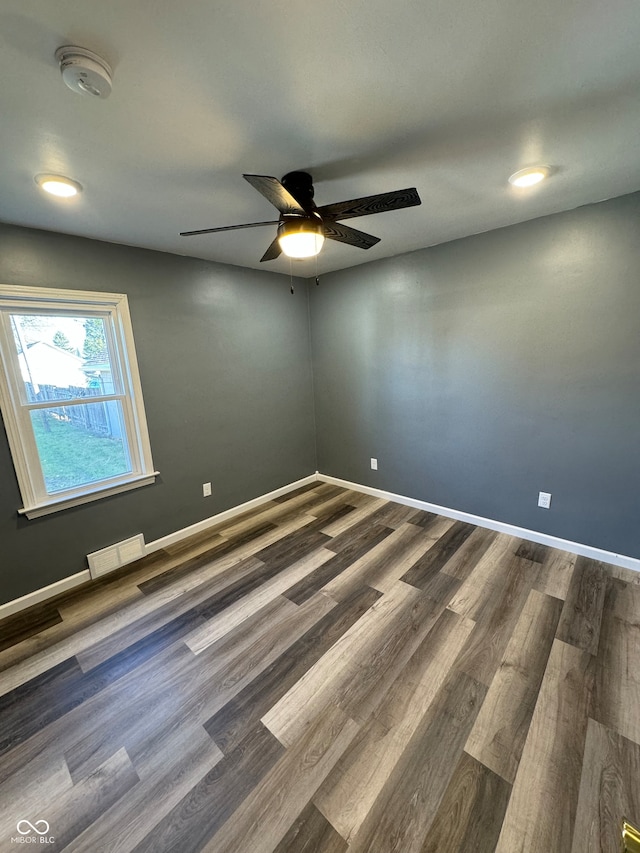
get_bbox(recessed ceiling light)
[35,174,83,198]
[508,166,550,188]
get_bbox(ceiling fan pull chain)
[290,258,294,295]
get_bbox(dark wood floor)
[1,482,639,852]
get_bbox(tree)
[52,330,75,353]
[11,314,49,349]
[82,318,107,361]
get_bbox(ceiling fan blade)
[260,235,282,262]
[317,187,421,221]
[180,220,278,237]
[243,174,306,216]
[323,221,380,250]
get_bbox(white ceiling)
[1,0,640,276]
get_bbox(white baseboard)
[0,474,319,621]
[0,571,91,620]
[145,474,319,553]
[317,472,640,573]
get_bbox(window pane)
[10,314,116,403]
[30,402,132,493]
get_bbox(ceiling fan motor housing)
[55,46,113,98]
[281,171,316,210]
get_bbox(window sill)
[18,472,160,519]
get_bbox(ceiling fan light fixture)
[35,174,82,198]
[278,218,325,259]
[508,166,550,188]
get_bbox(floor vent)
[87,534,146,579]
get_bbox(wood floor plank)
[367,521,455,594]
[420,751,512,853]
[370,501,426,530]
[58,599,298,777]
[447,533,525,620]
[465,588,563,783]
[405,508,439,529]
[436,525,498,581]
[416,568,462,604]
[26,747,139,851]
[204,586,381,754]
[262,582,445,746]
[570,717,640,853]
[2,563,249,754]
[556,555,608,654]
[180,595,303,690]
[65,590,336,783]
[609,565,640,585]
[162,527,231,559]
[302,492,359,521]
[213,483,337,539]
[183,548,335,654]
[129,723,285,853]
[0,515,315,693]
[0,642,185,786]
[76,555,266,671]
[401,520,477,589]
[0,562,170,672]
[281,524,392,605]
[272,802,348,853]
[137,526,275,595]
[347,670,486,853]
[0,748,73,842]
[494,639,596,853]
[607,574,640,623]
[321,504,394,552]
[0,591,318,787]
[314,607,475,842]
[453,554,539,686]
[253,519,334,566]
[318,521,438,602]
[320,497,388,537]
[334,586,447,731]
[201,704,359,853]
[65,728,223,853]
[515,540,550,563]
[0,603,63,653]
[139,511,317,598]
[58,581,146,626]
[594,578,640,745]
[533,547,577,600]
[0,656,94,756]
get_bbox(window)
[0,285,157,518]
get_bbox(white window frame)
[0,285,158,518]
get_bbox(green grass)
[32,412,131,493]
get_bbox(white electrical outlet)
[538,491,551,509]
[371,457,378,470]
[203,482,212,497]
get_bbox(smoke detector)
[55,46,112,98]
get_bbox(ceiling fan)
[180,171,421,262]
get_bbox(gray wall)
[2,191,639,606]
[311,192,640,559]
[0,224,316,605]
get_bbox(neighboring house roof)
[82,349,111,373]
[19,341,87,389]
